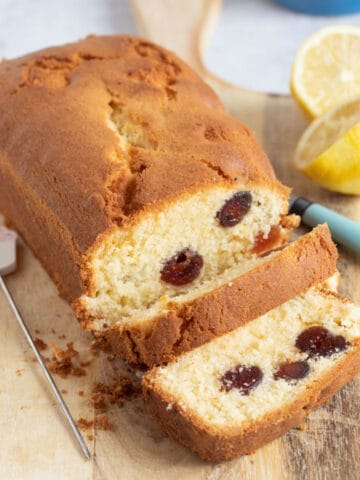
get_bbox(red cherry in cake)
[274,361,310,382]
[161,248,203,286]
[295,326,348,358]
[216,191,252,227]
[252,225,283,255]
[220,364,263,395]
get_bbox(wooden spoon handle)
[130,0,222,70]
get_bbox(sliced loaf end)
[143,287,360,461]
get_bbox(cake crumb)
[61,389,68,394]
[16,369,23,376]
[87,434,94,441]
[77,418,93,430]
[296,423,308,431]
[72,367,87,377]
[34,337,48,351]
[90,337,111,355]
[58,334,66,340]
[95,414,113,431]
[90,391,107,410]
[35,329,40,334]
[78,390,85,397]
[47,342,86,378]
[80,360,92,367]
[91,376,140,410]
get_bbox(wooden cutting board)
[1,1,359,478]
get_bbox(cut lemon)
[291,25,360,118]
[294,97,360,194]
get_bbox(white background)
[1,0,360,93]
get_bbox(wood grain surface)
[1,1,359,479]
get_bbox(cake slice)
[143,287,360,461]
[106,224,337,366]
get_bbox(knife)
[289,196,360,255]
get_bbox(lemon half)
[291,25,360,118]
[294,97,360,194]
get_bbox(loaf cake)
[143,287,360,462]
[0,35,334,365]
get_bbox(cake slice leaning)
[143,287,360,461]
[105,224,337,366]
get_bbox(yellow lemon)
[291,25,360,118]
[294,97,360,194]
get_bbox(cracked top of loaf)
[0,35,288,253]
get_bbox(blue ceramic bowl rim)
[274,0,360,16]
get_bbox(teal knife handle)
[303,203,360,255]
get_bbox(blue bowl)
[274,0,360,15]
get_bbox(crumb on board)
[15,369,23,376]
[61,389,68,394]
[35,329,40,334]
[296,423,308,431]
[29,333,140,423]
[87,434,94,441]
[77,415,113,432]
[95,414,113,431]
[47,342,86,378]
[90,391,107,410]
[76,418,93,430]
[58,334,66,340]
[80,360,92,367]
[34,337,48,351]
[90,337,112,355]
[90,376,141,410]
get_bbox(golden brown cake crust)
[0,35,288,301]
[106,225,338,367]
[142,339,360,462]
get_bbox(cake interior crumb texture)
[82,184,286,328]
[146,287,360,430]
[80,94,289,328]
